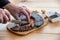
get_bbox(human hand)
[4,3,30,23]
[0,9,11,23]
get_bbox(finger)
[13,13,20,20]
[3,16,7,23]
[22,6,30,15]
[1,10,9,23]
[0,13,3,23]
[21,9,30,22]
[4,9,11,21]
[25,9,30,16]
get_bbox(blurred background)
[9,0,60,12]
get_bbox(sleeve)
[0,0,10,8]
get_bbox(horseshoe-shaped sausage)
[7,13,44,35]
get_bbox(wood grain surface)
[0,0,60,40]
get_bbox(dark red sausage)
[11,13,44,32]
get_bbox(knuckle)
[0,9,3,11]
[7,18,9,21]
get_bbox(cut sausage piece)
[19,13,29,25]
[31,13,44,27]
[31,13,44,21]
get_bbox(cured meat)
[7,13,44,35]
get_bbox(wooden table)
[0,21,60,40]
[0,0,60,40]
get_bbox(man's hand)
[0,9,11,23]
[4,3,30,23]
